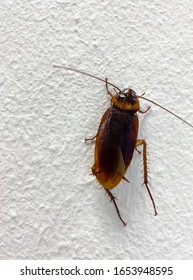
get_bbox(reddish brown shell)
[92,106,139,190]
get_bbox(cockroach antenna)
[138,95,193,129]
[53,65,121,92]
[54,64,193,129]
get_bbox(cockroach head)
[111,88,139,112]
[119,88,137,105]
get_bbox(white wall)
[1,0,193,259]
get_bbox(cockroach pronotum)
[54,65,193,226]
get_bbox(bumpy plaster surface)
[0,0,193,259]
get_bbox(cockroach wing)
[92,107,139,190]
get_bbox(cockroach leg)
[105,78,113,97]
[139,106,151,114]
[136,139,157,216]
[85,134,98,142]
[105,189,127,226]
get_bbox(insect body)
[93,92,139,190]
[86,85,155,225]
[54,65,193,226]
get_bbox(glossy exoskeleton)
[86,84,154,226]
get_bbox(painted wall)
[0,0,193,259]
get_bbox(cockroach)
[54,65,193,226]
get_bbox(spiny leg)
[136,139,157,216]
[105,188,127,226]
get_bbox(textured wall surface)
[1,0,193,260]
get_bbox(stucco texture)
[0,0,193,259]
